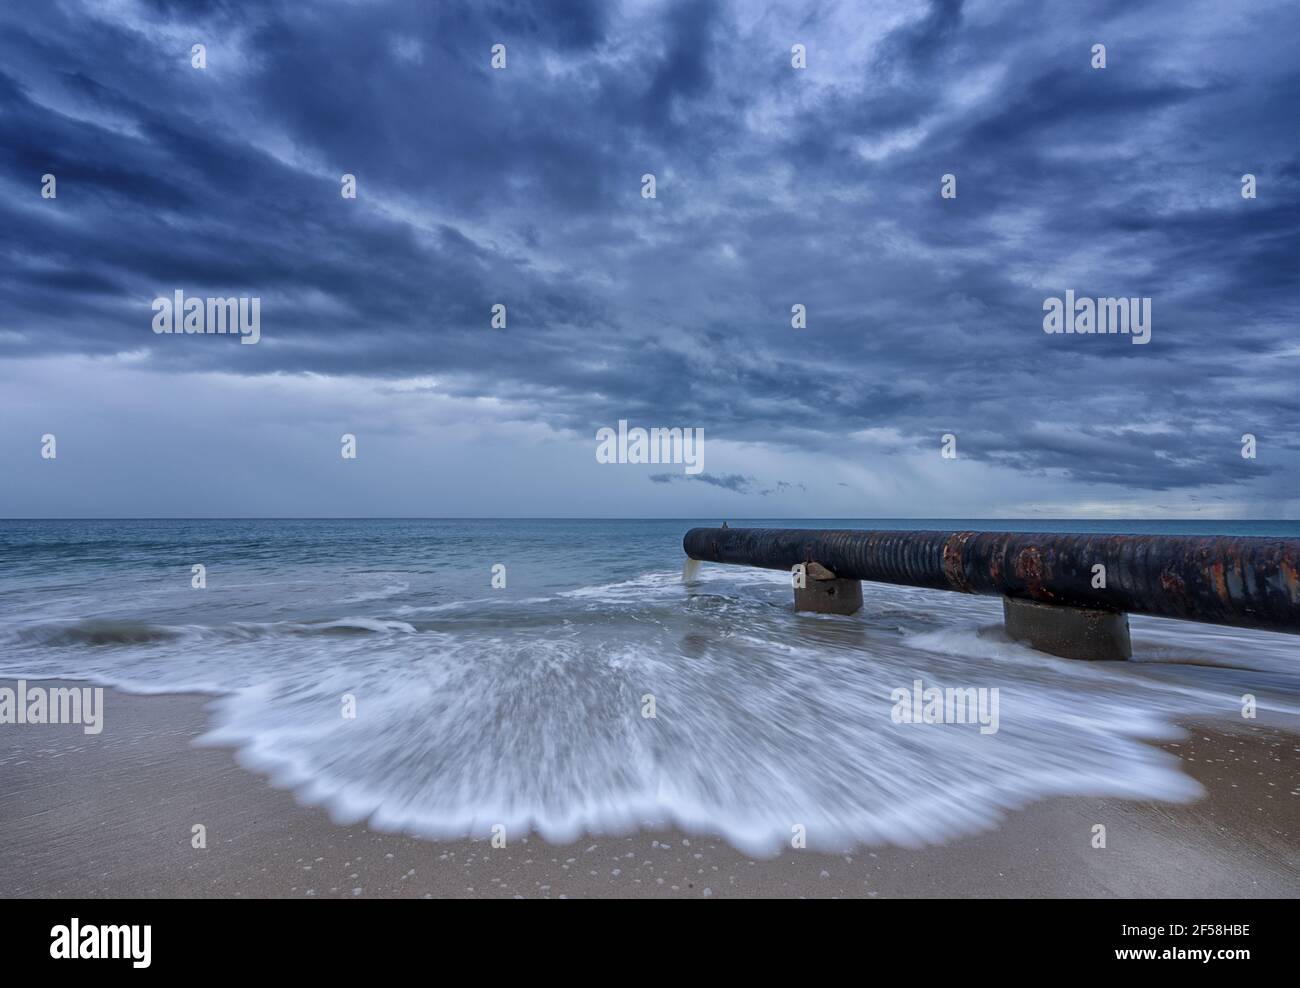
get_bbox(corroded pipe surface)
[683,527,1300,633]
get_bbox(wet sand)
[1,684,1296,898]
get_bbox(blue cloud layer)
[0,0,1296,509]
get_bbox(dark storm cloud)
[890,0,964,63]
[0,0,1296,501]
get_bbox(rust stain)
[1015,545,1051,600]
[1209,559,1230,604]
[1284,557,1299,602]
[942,532,975,594]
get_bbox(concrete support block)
[1003,596,1131,661]
[794,562,863,615]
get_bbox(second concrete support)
[1002,596,1131,661]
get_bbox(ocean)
[1,518,1297,855]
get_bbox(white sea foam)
[2,562,1294,854]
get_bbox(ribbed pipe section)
[682,527,1300,633]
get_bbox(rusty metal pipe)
[682,527,1300,634]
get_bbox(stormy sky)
[1,0,1296,518]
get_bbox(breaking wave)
[2,518,1296,854]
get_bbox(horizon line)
[1,516,1296,523]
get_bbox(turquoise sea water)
[1,518,1296,853]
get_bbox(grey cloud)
[0,0,1296,511]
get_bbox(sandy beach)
[1,682,1295,899]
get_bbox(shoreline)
[1,683,1296,898]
